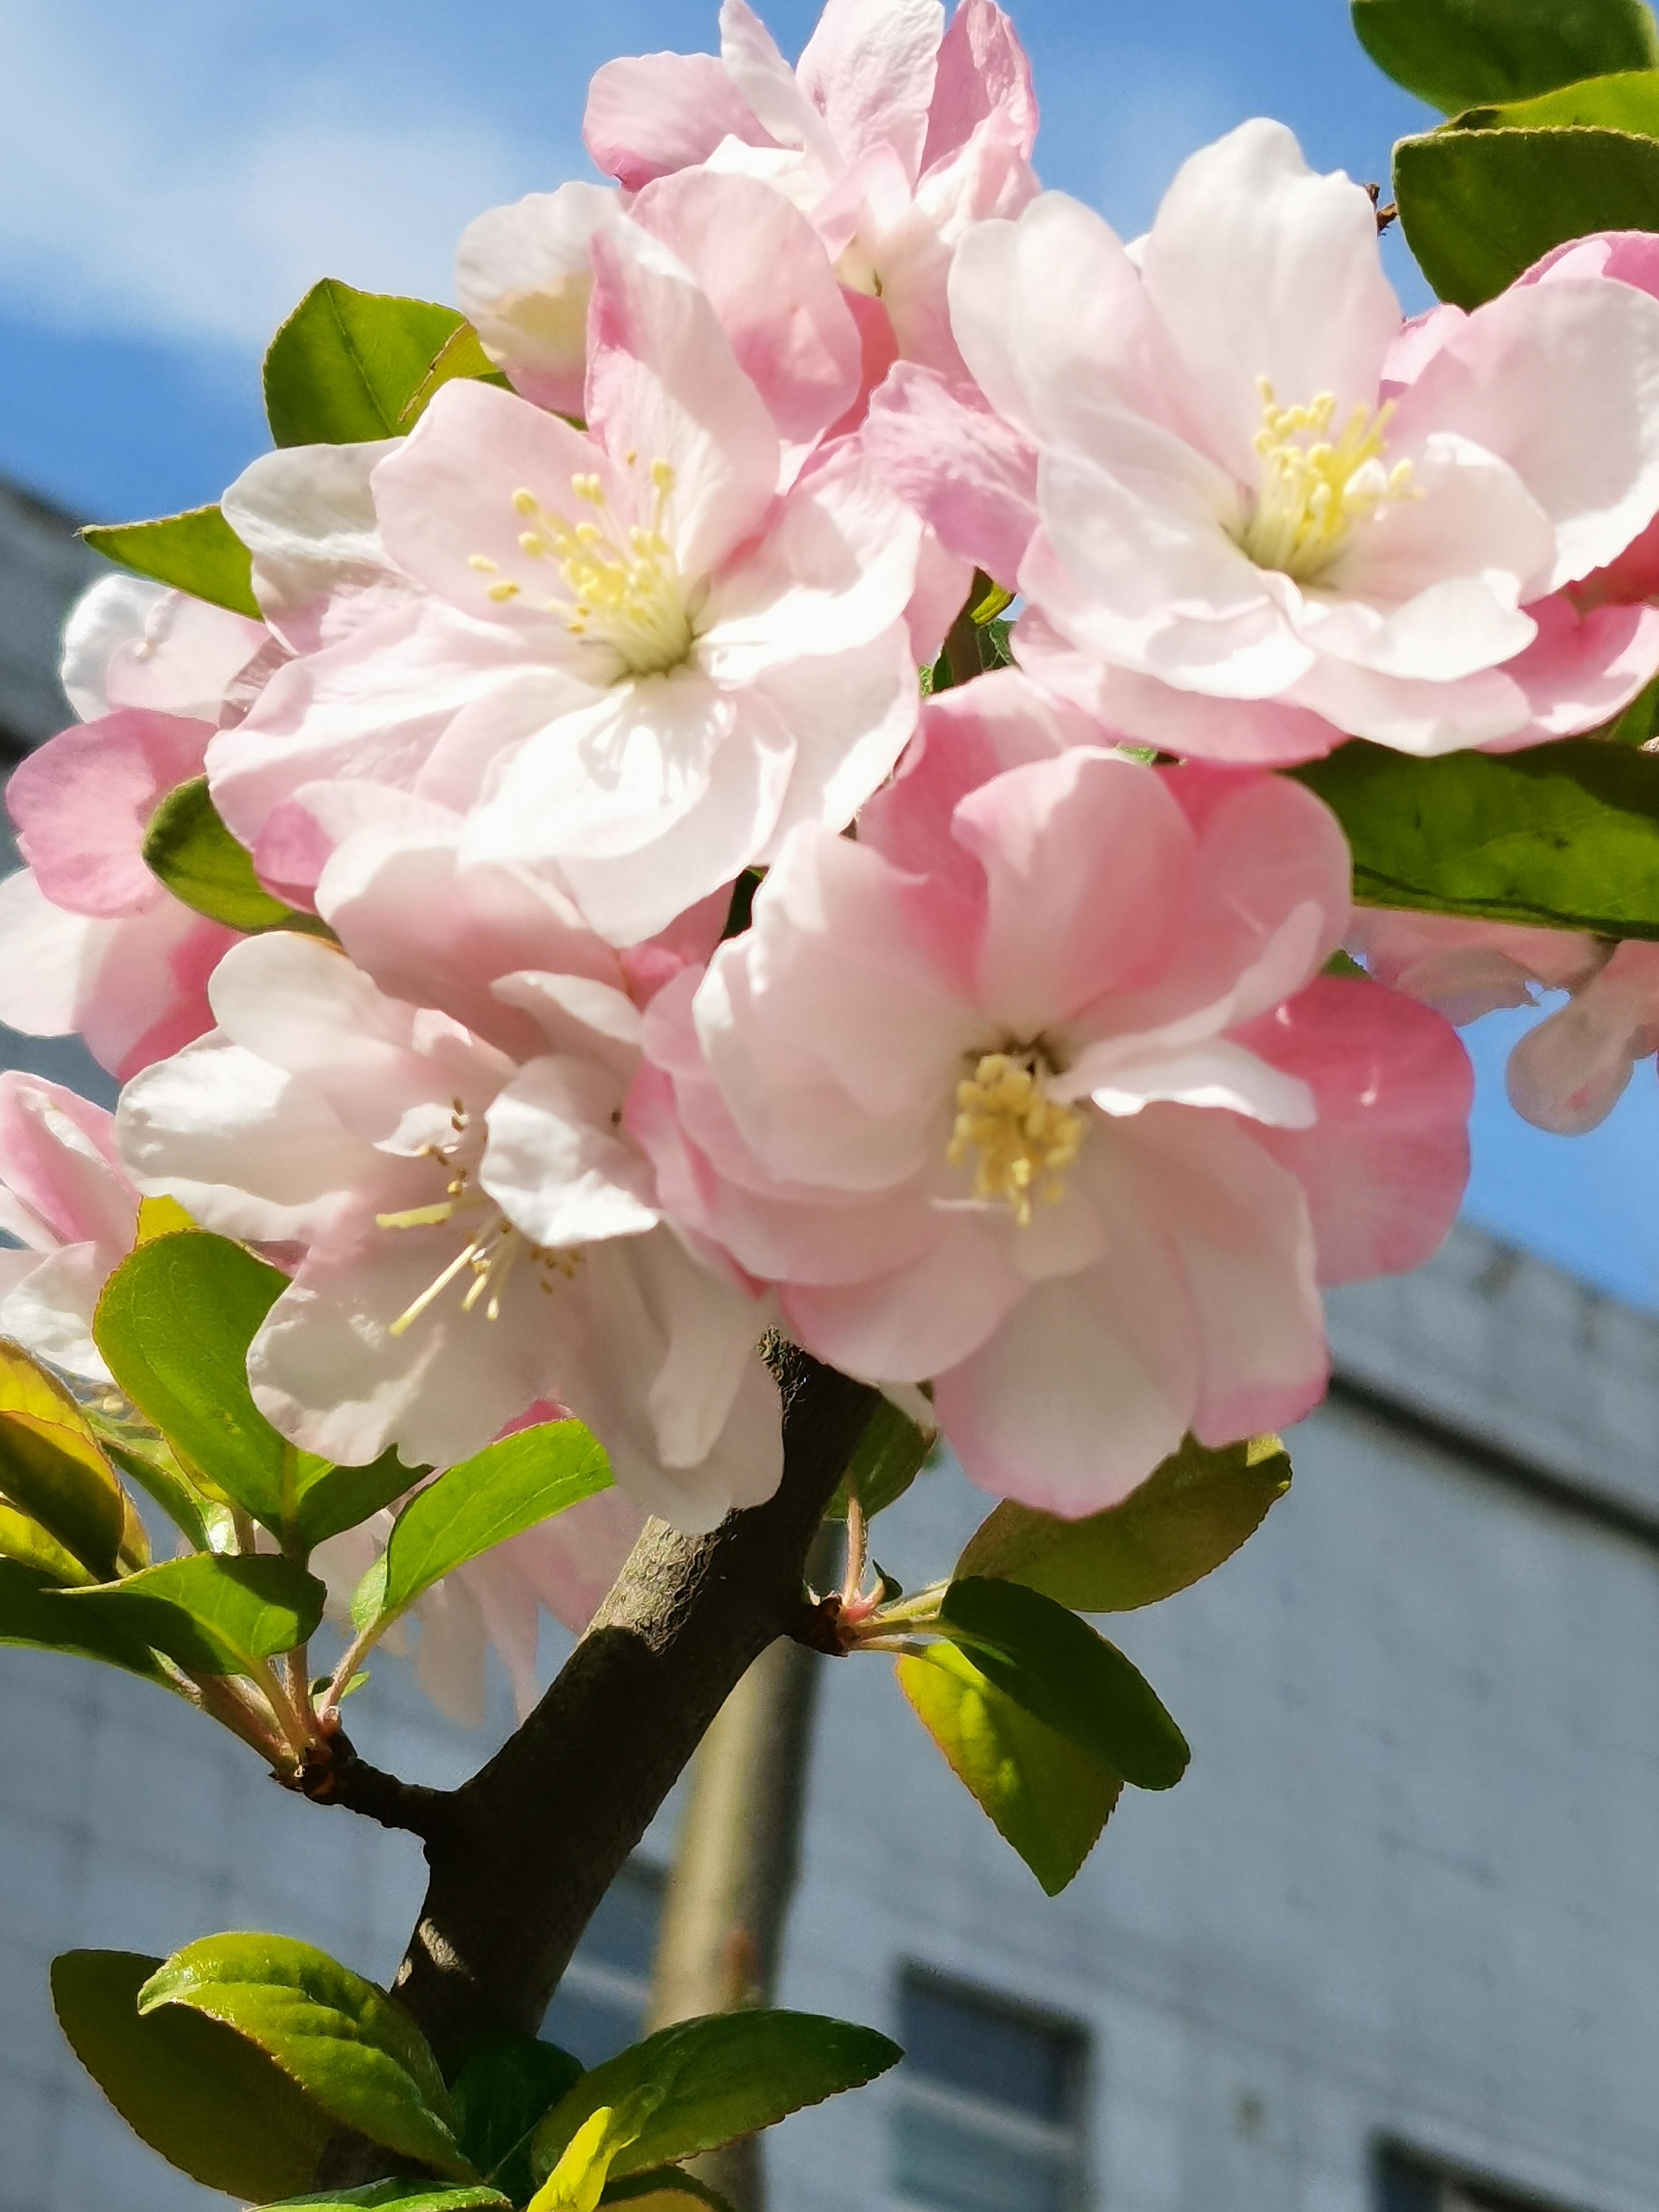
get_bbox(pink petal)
[583,50,775,190]
[454,183,620,418]
[932,1165,1197,1515]
[862,362,1038,585]
[316,823,621,1059]
[920,0,1036,172]
[1487,594,1659,743]
[1240,974,1472,1282]
[10,710,211,918]
[1506,939,1659,1134]
[631,169,862,460]
[1123,1106,1328,1447]
[0,1071,134,1253]
[796,0,945,178]
[952,748,1195,1032]
[783,1205,1027,1380]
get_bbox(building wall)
[0,480,96,756]
[2,1229,1659,2212]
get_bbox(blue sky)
[3,0,1657,1306]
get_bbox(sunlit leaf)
[82,505,261,620]
[1293,736,1659,935]
[531,2012,900,2183]
[371,1422,611,1631]
[398,322,512,428]
[142,777,325,935]
[1394,121,1659,306]
[953,1434,1291,1612]
[265,280,469,445]
[52,1949,333,2200]
[0,1560,168,1680]
[0,1501,96,1585]
[1352,0,1659,114]
[827,1396,934,1521]
[0,1341,128,1577]
[62,1553,325,1675]
[254,2188,512,2211]
[898,1641,1122,1894]
[140,1933,473,2180]
[937,1578,1190,1791]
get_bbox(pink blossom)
[938,122,1659,761]
[457,172,864,478]
[0,1072,140,1381]
[632,674,1471,1513]
[115,919,781,1531]
[1352,906,1659,1137]
[210,235,922,947]
[584,0,1038,391]
[0,579,271,1078]
[1347,909,1602,1025]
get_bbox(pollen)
[376,1115,580,1333]
[947,1051,1085,1226]
[1237,377,1418,583]
[469,458,695,677]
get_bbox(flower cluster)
[12,0,1659,1699]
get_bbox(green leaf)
[953,1433,1291,1613]
[398,322,513,428]
[1458,64,1659,132]
[94,1231,293,1529]
[601,2172,739,2211]
[293,1445,423,1550]
[936,1577,1190,1791]
[0,1559,169,1679]
[94,1428,215,1552]
[142,776,324,935]
[532,2012,901,2183]
[255,2190,512,2211]
[0,1500,96,1584]
[62,1553,325,1675]
[451,2031,585,2201]
[897,1641,1122,1894]
[373,1422,612,1630]
[1352,0,1659,114]
[827,1396,934,1521]
[1608,669,1659,745]
[0,1342,128,1577]
[1293,736,1659,935]
[1394,122,1659,307]
[140,1933,474,2181]
[82,505,261,620]
[265,280,468,445]
[52,1949,333,2200]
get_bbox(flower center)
[947,1051,1084,1226]
[1236,378,1417,583]
[377,1098,579,1333]
[468,459,695,678]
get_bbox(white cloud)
[0,0,573,355]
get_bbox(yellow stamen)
[469,458,694,676]
[947,1051,1084,1226]
[1237,376,1418,583]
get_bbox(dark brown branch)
[292,1724,456,1843]
[383,1348,877,2077]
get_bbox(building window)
[890,1967,1089,2212]
[543,1858,665,2067]
[1377,2145,1593,2212]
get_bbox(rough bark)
[379,1349,874,2076]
